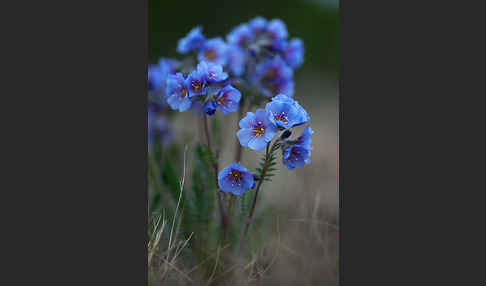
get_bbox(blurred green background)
[149,0,338,74]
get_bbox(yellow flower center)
[218,95,226,105]
[254,125,265,137]
[205,50,216,61]
[231,170,241,180]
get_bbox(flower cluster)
[237,94,312,164]
[147,17,312,196]
[236,94,310,152]
[148,58,180,94]
[147,17,304,117]
[176,17,304,99]
[226,17,303,98]
[282,125,314,170]
[165,61,241,115]
[147,58,180,148]
[219,93,313,195]
[177,27,228,66]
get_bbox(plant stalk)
[239,141,272,252]
[203,114,228,241]
[234,98,245,163]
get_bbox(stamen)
[274,112,289,124]
[191,81,202,92]
[218,95,225,105]
[205,50,216,61]
[230,170,242,181]
[254,125,265,137]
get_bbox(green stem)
[239,141,272,252]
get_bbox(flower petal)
[236,128,254,147]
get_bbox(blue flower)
[283,145,310,170]
[282,126,314,170]
[165,73,192,112]
[198,37,228,66]
[249,16,267,35]
[227,24,254,48]
[295,125,313,148]
[267,78,294,98]
[148,65,165,92]
[253,56,294,97]
[158,58,179,74]
[216,85,241,114]
[237,109,278,150]
[148,58,180,93]
[197,61,228,84]
[185,69,206,98]
[268,94,309,127]
[218,163,254,195]
[265,100,298,129]
[226,45,247,77]
[266,19,288,41]
[177,26,206,54]
[203,100,217,115]
[283,38,304,68]
[266,19,288,51]
[266,94,309,129]
[255,56,293,81]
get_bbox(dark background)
[5,0,474,285]
[148,0,338,74]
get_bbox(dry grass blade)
[206,246,221,286]
[161,257,194,283]
[168,145,188,253]
[258,217,281,276]
[172,232,194,263]
[148,215,167,266]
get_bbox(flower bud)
[280,130,292,140]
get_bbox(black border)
[10,0,149,284]
[9,0,464,283]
